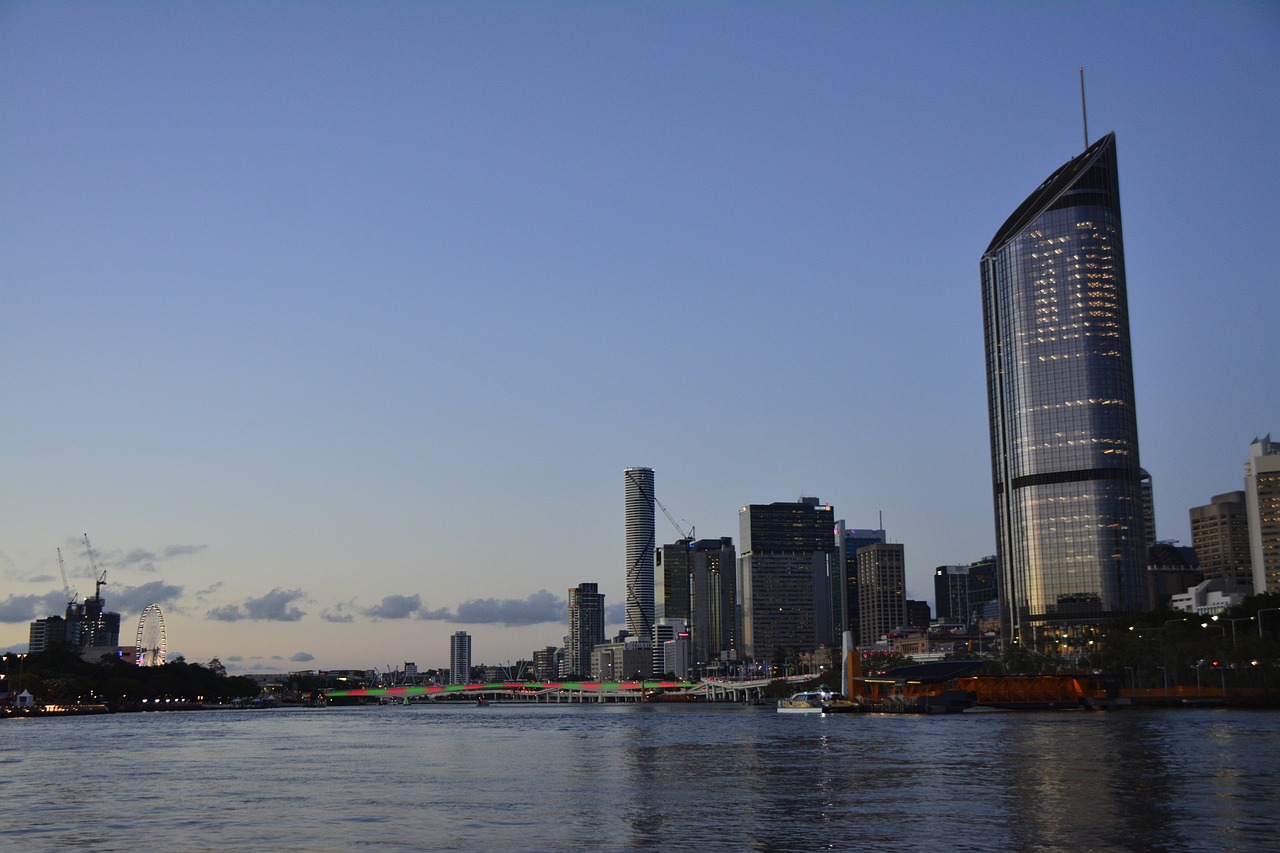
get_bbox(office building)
[532,646,560,683]
[981,132,1148,648]
[857,543,906,645]
[655,538,693,626]
[1190,491,1253,591]
[689,537,737,666]
[449,631,471,685]
[835,522,886,645]
[624,467,656,645]
[656,536,737,671]
[739,498,836,662]
[934,557,999,626]
[567,582,606,679]
[1246,435,1280,593]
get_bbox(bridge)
[323,675,818,704]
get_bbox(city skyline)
[2,4,1277,671]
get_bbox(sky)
[2,2,1277,673]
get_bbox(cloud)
[417,605,453,621]
[0,591,70,623]
[116,544,207,573]
[207,588,307,622]
[604,603,627,625]
[290,652,315,663]
[452,590,565,626]
[364,594,421,619]
[321,601,357,623]
[119,548,158,568]
[109,581,185,617]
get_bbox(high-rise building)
[567,582,606,679]
[857,543,906,645]
[1246,435,1280,594]
[655,538,693,626]
[449,630,471,685]
[532,646,560,682]
[656,536,737,671]
[624,467,656,645]
[934,565,970,624]
[981,132,1148,649]
[1190,491,1253,591]
[739,498,836,662]
[835,522,886,645]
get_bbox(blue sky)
[2,2,1276,672]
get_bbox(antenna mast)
[1079,67,1089,150]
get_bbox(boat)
[777,691,825,714]
[820,692,860,713]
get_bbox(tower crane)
[56,548,76,607]
[654,497,695,542]
[82,533,107,601]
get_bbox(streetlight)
[1211,614,1251,646]
[15,654,27,708]
[1258,608,1280,639]
[1201,621,1227,640]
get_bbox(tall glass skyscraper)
[981,132,1148,650]
[624,467,656,644]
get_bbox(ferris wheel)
[135,604,167,666]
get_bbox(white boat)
[777,691,825,714]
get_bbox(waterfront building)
[934,566,969,624]
[980,132,1149,649]
[663,628,692,680]
[567,582,605,679]
[660,536,739,668]
[28,593,121,654]
[1246,435,1280,594]
[689,537,737,667]
[624,467,656,649]
[655,538,693,626]
[906,599,932,631]
[857,543,906,645]
[739,498,836,662]
[1141,469,1157,551]
[835,522,886,645]
[532,646,560,682]
[1190,491,1253,592]
[449,631,471,685]
[934,557,999,627]
[592,632,650,681]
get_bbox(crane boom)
[654,497,694,541]
[56,548,76,605]
[83,534,107,600]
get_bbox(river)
[1,703,1276,851]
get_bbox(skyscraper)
[624,467,656,645]
[1246,435,1280,594]
[739,498,835,662]
[1190,491,1253,591]
[981,132,1148,649]
[835,522,886,645]
[857,543,906,645]
[567,582,605,679]
[449,630,471,685]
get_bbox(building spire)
[1079,67,1090,150]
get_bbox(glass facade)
[981,133,1148,647]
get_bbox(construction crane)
[654,497,695,542]
[56,548,76,607]
[82,533,107,601]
